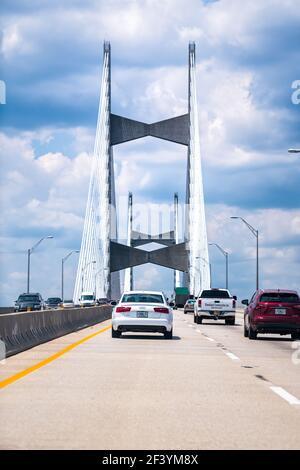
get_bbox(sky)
[0,0,300,305]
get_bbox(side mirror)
[169,302,175,307]
[110,300,117,306]
[233,295,237,301]
[241,299,249,306]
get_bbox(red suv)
[243,289,300,340]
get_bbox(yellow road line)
[0,324,111,390]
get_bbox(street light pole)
[27,236,54,293]
[209,243,229,289]
[231,217,259,291]
[195,256,212,289]
[61,250,79,302]
[81,260,96,294]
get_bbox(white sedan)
[111,290,173,339]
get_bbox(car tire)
[112,328,121,338]
[225,318,235,326]
[197,316,203,324]
[164,329,173,339]
[184,310,187,314]
[248,325,257,340]
[194,314,197,323]
[291,332,300,340]
[244,324,249,337]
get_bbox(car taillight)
[198,299,202,307]
[154,307,169,314]
[116,306,131,313]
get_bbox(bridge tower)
[73,42,210,302]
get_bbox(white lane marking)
[270,386,300,405]
[188,324,193,328]
[206,337,215,342]
[225,351,240,361]
[196,329,201,333]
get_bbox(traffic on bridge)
[1,0,300,456]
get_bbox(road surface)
[0,310,299,449]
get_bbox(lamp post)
[81,260,96,294]
[195,256,212,289]
[94,267,109,299]
[27,236,54,293]
[231,216,259,291]
[61,250,79,302]
[209,243,229,289]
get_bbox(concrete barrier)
[0,307,15,315]
[0,305,112,357]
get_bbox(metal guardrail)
[0,305,112,357]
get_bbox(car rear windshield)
[122,293,164,304]
[18,295,40,302]
[47,298,61,302]
[82,295,94,300]
[260,293,299,303]
[200,290,231,299]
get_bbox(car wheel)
[184,310,187,314]
[248,325,257,340]
[197,316,203,324]
[112,328,121,338]
[225,318,235,325]
[244,324,249,337]
[291,332,300,340]
[164,329,173,339]
[194,314,197,323]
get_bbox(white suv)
[111,290,173,339]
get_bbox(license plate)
[275,308,286,315]
[137,311,148,318]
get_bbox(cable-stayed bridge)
[73,41,210,301]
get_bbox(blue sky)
[0,0,300,305]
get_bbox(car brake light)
[116,306,131,313]
[198,299,202,307]
[154,307,169,314]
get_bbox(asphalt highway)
[0,310,299,449]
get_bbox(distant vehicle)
[184,299,195,314]
[174,287,190,308]
[111,290,174,339]
[45,297,62,309]
[243,289,300,340]
[194,288,236,325]
[97,298,109,305]
[14,293,44,312]
[79,292,96,307]
[62,299,75,308]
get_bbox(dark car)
[243,289,300,340]
[97,298,109,305]
[14,293,44,312]
[45,297,62,309]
